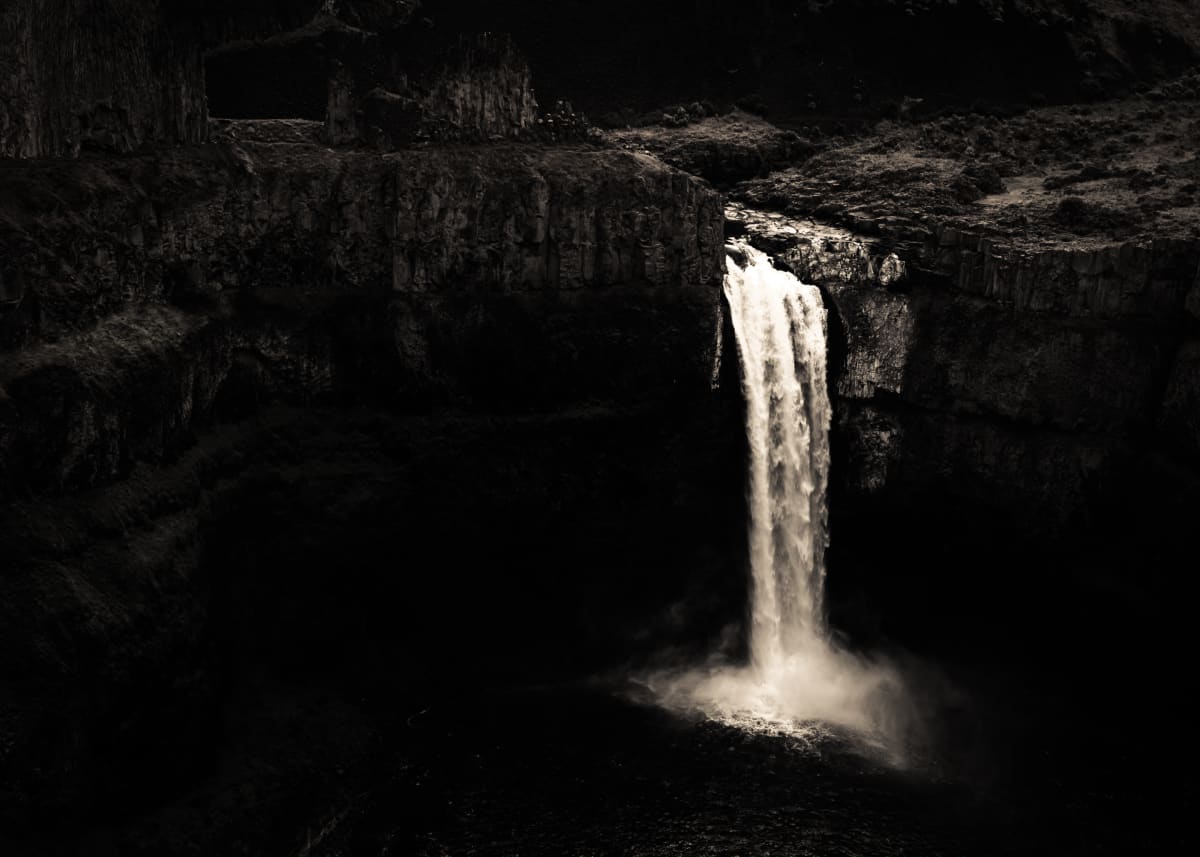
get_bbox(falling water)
[724,241,833,668]
[647,241,907,751]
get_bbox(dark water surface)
[297,663,1183,857]
[13,610,1193,857]
[362,683,983,856]
[307,619,1194,857]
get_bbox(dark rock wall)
[0,0,207,158]
[929,227,1198,319]
[0,136,729,829]
[412,33,539,141]
[0,141,722,498]
[1163,337,1200,464]
[731,206,1200,641]
[5,0,1197,838]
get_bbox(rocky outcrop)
[726,204,904,289]
[732,82,1200,251]
[611,113,815,185]
[929,226,1198,319]
[1,139,722,498]
[409,33,539,142]
[343,31,539,146]
[0,0,207,158]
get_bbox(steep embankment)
[0,1,743,839]
[0,139,723,490]
[0,132,736,831]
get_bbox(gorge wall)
[0,8,737,825]
[0,140,723,491]
[0,0,208,158]
[728,200,1200,645]
[4,0,1200,844]
[0,131,737,829]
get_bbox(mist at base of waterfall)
[641,639,916,764]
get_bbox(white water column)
[723,241,833,671]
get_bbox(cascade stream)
[724,241,833,669]
[652,241,904,747]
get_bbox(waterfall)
[646,241,907,751]
[724,242,833,670]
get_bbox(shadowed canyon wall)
[0,123,734,829]
[0,0,208,158]
[4,0,1200,838]
[0,142,722,489]
[728,204,1200,644]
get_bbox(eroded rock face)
[729,203,1200,547]
[0,137,728,830]
[412,33,539,142]
[929,226,1198,318]
[344,32,539,145]
[708,77,1200,564]
[1,141,722,500]
[0,140,721,344]
[0,0,207,158]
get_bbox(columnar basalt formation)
[1,139,722,496]
[408,33,539,141]
[5,2,1200,847]
[0,0,207,158]
[727,199,1200,555]
[714,77,1200,568]
[928,226,1198,318]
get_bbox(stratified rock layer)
[0,139,722,497]
[726,202,1200,549]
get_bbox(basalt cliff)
[1,0,1198,852]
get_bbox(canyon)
[1,1,1198,853]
